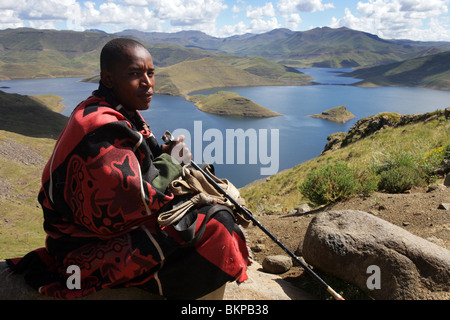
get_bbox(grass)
[0,91,65,259]
[0,131,56,259]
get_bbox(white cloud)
[150,0,227,31]
[283,12,302,29]
[329,0,450,41]
[277,0,334,13]
[219,21,249,37]
[0,9,25,28]
[232,5,241,13]
[249,16,281,33]
[218,2,281,37]
[0,0,228,34]
[18,0,80,20]
[246,2,276,19]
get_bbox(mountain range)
[1,26,450,90]
[117,27,450,68]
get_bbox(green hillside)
[241,110,449,213]
[0,28,223,79]
[0,91,67,138]
[344,50,450,90]
[0,28,115,80]
[0,91,68,258]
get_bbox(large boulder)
[302,210,450,300]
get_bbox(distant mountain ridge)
[118,26,450,68]
[1,27,450,90]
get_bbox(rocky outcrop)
[302,210,450,300]
[321,110,446,154]
[307,105,355,123]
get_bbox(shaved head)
[100,38,148,72]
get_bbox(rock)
[424,114,438,122]
[0,260,312,300]
[302,210,450,300]
[427,184,447,192]
[224,261,314,300]
[322,132,347,153]
[251,243,265,252]
[295,204,311,214]
[262,255,293,274]
[444,173,450,187]
[438,203,450,210]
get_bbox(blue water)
[2,69,450,187]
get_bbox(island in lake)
[187,91,282,118]
[307,105,355,123]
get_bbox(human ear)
[101,70,114,88]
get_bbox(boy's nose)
[141,74,152,87]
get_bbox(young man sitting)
[7,38,249,300]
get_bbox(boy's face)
[101,45,155,113]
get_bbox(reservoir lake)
[2,68,450,188]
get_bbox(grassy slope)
[0,131,55,259]
[187,91,282,117]
[346,51,450,90]
[0,28,113,79]
[240,112,450,214]
[0,91,67,259]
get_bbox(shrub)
[419,143,450,181]
[375,152,426,193]
[300,162,361,206]
[378,166,421,193]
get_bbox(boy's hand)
[161,134,192,165]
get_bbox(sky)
[1,0,450,41]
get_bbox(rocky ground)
[245,184,450,299]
